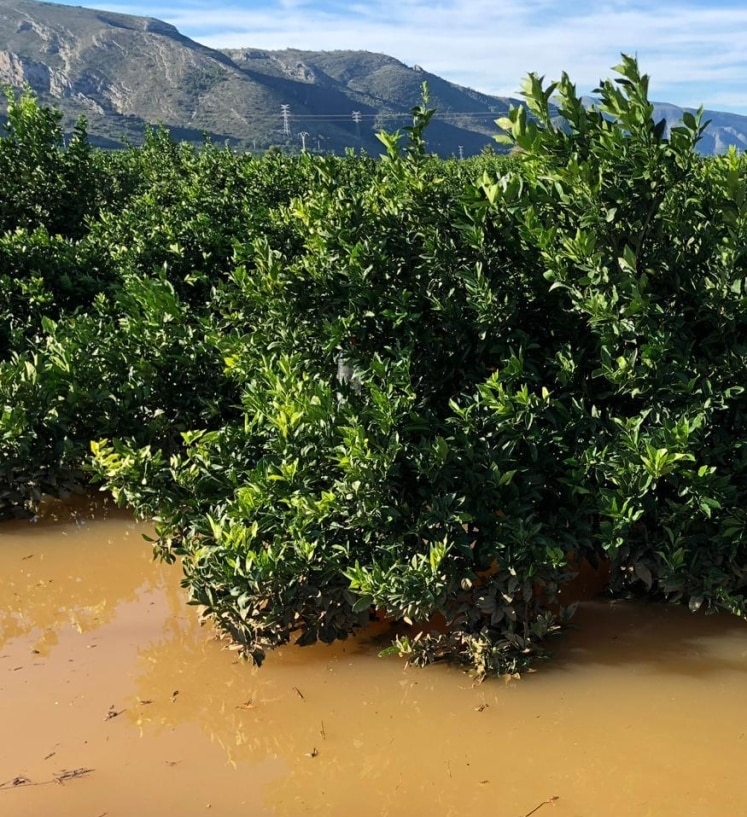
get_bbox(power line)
[232,110,510,126]
[279,111,505,121]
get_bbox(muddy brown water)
[2,499,747,817]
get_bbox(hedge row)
[3,60,747,676]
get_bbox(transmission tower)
[458,145,464,160]
[280,104,290,137]
[299,131,309,151]
[352,110,362,139]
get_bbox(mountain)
[0,0,515,154]
[219,48,520,155]
[1,0,747,156]
[650,102,747,154]
[580,95,747,155]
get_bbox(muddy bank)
[2,499,747,816]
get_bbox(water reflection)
[130,588,747,817]
[0,495,160,651]
[128,589,747,816]
[131,618,471,816]
[130,604,413,764]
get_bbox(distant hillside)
[0,0,516,154]
[1,0,747,155]
[221,48,515,154]
[650,102,747,154]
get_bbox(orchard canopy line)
[2,56,747,678]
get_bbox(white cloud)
[80,0,747,113]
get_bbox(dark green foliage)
[0,90,120,360]
[0,228,116,358]
[0,87,98,239]
[90,99,573,675]
[495,57,747,615]
[0,274,238,518]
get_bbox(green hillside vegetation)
[2,58,747,679]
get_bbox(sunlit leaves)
[6,61,747,678]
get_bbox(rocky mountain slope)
[0,0,514,153]
[1,0,746,155]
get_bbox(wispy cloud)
[66,0,747,113]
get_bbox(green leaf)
[351,595,374,613]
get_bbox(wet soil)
[2,497,747,816]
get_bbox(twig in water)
[522,796,559,817]
[55,768,96,785]
[0,768,95,791]
[1,777,30,789]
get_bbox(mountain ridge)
[1,0,746,155]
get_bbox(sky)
[60,0,747,114]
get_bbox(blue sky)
[59,0,747,113]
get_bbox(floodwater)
[2,499,747,817]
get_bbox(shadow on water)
[548,599,747,679]
[1,493,126,533]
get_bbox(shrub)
[6,62,747,676]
